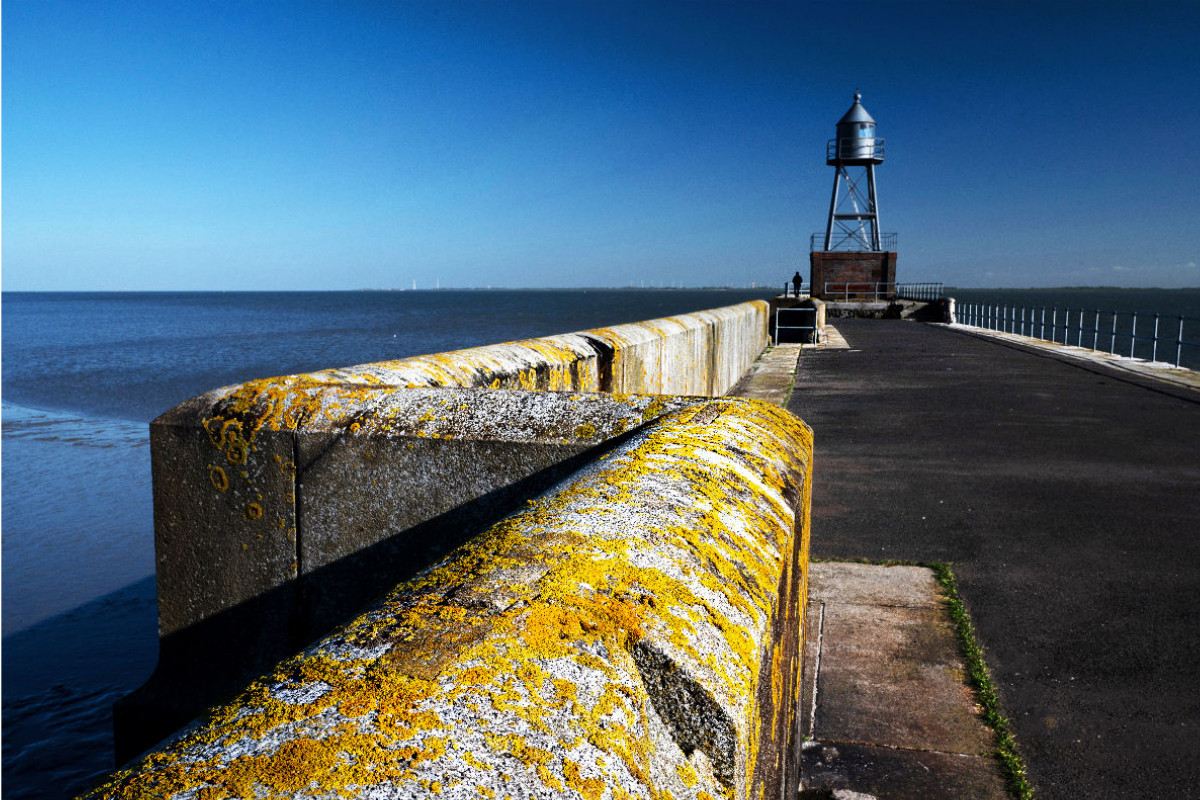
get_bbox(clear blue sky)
[5,0,1199,290]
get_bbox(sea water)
[0,289,771,799]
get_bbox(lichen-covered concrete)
[148,299,768,642]
[186,300,768,402]
[116,301,772,760]
[90,398,812,800]
[120,389,704,759]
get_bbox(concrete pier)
[114,301,784,764]
[86,305,1200,798]
[789,318,1200,799]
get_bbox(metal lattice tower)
[822,91,886,252]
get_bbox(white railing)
[896,283,944,301]
[956,303,1199,369]
[822,282,895,302]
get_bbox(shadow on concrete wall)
[113,433,638,763]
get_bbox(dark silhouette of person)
[791,271,803,296]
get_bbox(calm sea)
[0,289,773,799]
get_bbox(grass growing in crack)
[929,562,1034,800]
[813,558,1034,798]
[782,365,798,407]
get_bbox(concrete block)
[149,404,299,640]
[115,301,771,760]
[801,742,1010,800]
[117,388,697,759]
[292,388,699,639]
[89,398,814,800]
[799,563,1008,799]
[213,300,768,398]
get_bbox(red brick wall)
[809,252,897,299]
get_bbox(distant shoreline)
[4,285,1199,295]
[945,285,1200,291]
[1,286,779,295]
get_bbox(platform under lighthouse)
[810,91,898,300]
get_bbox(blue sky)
[5,0,1199,290]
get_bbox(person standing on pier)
[792,271,804,297]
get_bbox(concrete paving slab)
[800,562,1008,798]
[728,344,801,405]
[809,561,942,607]
[800,742,1010,800]
[815,601,988,754]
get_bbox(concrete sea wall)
[91,396,812,800]
[117,301,770,755]
[103,300,816,798]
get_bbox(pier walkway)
[788,319,1200,799]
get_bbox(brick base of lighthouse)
[810,251,898,300]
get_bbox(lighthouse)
[810,91,897,300]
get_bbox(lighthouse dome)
[830,91,883,164]
[838,91,876,126]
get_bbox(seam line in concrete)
[814,600,941,610]
[804,737,994,760]
[807,600,826,742]
[291,433,304,581]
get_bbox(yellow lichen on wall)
[88,398,810,800]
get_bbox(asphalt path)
[788,319,1200,799]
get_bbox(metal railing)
[896,283,945,301]
[774,306,818,345]
[810,232,898,252]
[956,303,1200,369]
[822,282,895,302]
[781,282,810,299]
[826,138,885,162]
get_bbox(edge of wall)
[92,398,813,800]
[115,301,771,759]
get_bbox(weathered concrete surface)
[790,318,1200,799]
[116,301,769,759]
[587,304,768,396]
[728,344,802,405]
[156,388,697,641]
[145,298,768,643]
[799,563,1008,799]
[200,300,768,400]
[119,390,702,759]
[88,398,813,800]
